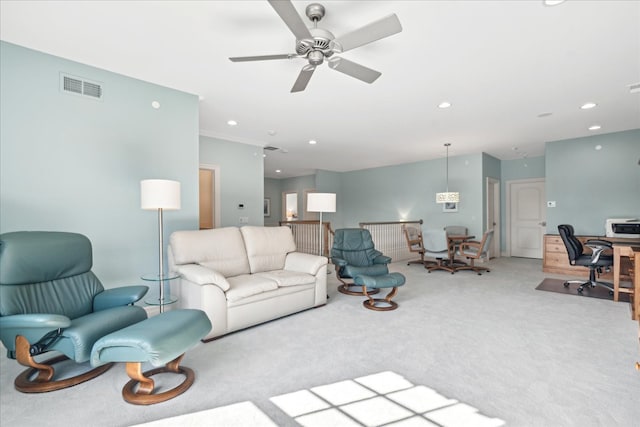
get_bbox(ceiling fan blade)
[229,54,296,62]
[291,65,315,93]
[328,57,381,84]
[268,0,313,41]
[332,14,402,53]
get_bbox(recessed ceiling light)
[588,125,602,131]
[151,101,160,109]
[275,169,281,173]
[267,130,277,136]
[438,102,451,109]
[595,145,603,150]
[580,102,597,110]
[308,140,317,145]
[227,120,238,126]
[543,0,566,6]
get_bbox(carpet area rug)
[132,371,505,427]
[536,278,631,302]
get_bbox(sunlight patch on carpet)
[130,401,277,427]
[270,371,505,427]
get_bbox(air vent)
[629,82,640,94]
[60,73,103,100]
[264,146,280,151]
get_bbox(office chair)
[557,224,614,294]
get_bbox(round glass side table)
[142,272,179,312]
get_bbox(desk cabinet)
[542,234,639,279]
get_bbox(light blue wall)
[338,153,485,236]
[0,42,199,286]
[545,129,640,235]
[199,136,264,227]
[264,178,282,226]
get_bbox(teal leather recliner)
[331,228,392,295]
[0,231,148,393]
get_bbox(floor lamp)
[307,193,336,259]
[141,179,181,312]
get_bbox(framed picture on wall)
[264,198,271,217]
[443,202,458,212]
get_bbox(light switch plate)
[547,201,556,208]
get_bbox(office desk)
[613,244,640,320]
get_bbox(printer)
[605,218,640,239]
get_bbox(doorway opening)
[199,165,220,229]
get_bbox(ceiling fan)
[229,0,402,92]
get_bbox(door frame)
[199,163,220,229]
[486,177,501,258]
[505,177,545,257]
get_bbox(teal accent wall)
[199,136,264,227]
[545,129,640,235]
[0,41,199,286]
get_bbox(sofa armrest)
[174,264,231,292]
[93,285,149,311]
[284,252,327,275]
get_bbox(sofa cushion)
[255,270,316,287]
[240,226,296,274]
[226,274,278,303]
[169,228,250,278]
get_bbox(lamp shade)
[307,193,336,213]
[436,192,460,203]
[141,179,181,210]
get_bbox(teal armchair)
[0,231,148,393]
[331,228,391,295]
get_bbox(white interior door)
[509,179,546,258]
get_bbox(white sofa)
[167,226,327,341]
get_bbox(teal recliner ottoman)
[91,308,212,405]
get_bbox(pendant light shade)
[436,143,460,203]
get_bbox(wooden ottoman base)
[123,353,194,405]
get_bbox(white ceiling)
[1,0,639,178]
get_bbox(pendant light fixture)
[435,143,460,203]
